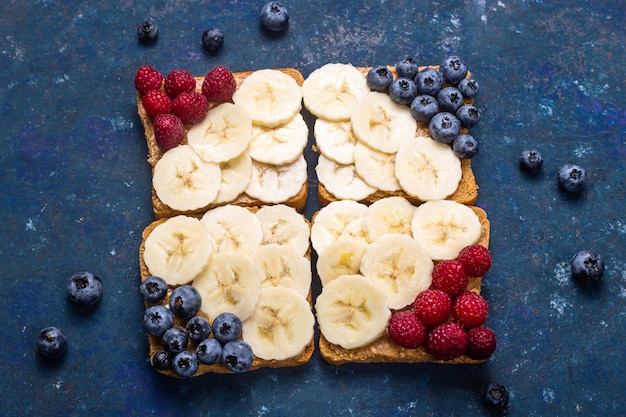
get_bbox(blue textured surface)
[1,1,625,416]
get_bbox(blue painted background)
[1,0,625,415]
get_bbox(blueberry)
[440,55,468,84]
[428,112,461,144]
[458,78,480,98]
[186,316,212,342]
[366,65,393,92]
[410,95,439,122]
[395,57,419,80]
[151,350,171,370]
[221,340,254,373]
[571,250,605,284]
[37,327,68,359]
[437,86,464,113]
[414,67,444,96]
[519,149,543,174]
[389,77,418,105]
[169,285,201,319]
[67,271,102,306]
[197,338,222,365]
[171,350,199,378]
[260,1,289,32]
[137,21,159,44]
[202,28,224,52]
[456,105,481,128]
[143,305,174,337]
[483,383,509,409]
[162,327,188,353]
[452,134,479,159]
[557,163,586,193]
[212,312,242,345]
[139,276,168,304]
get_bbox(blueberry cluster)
[140,276,254,377]
[366,55,481,160]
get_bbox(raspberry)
[457,245,492,277]
[467,326,497,360]
[171,91,208,124]
[431,260,468,299]
[453,291,489,328]
[134,65,163,95]
[387,311,426,349]
[426,322,468,361]
[141,90,171,119]
[202,65,236,103]
[153,114,184,151]
[164,69,197,99]
[414,289,452,328]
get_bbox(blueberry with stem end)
[137,21,159,43]
[37,327,68,359]
[197,338,222,365]
[172,350,199,378]
[483,383,509,409]
[212,312,242,345]
[415,67,444,96]
[202,28,224,52]
[260,2,289,32]
[139,276,168,304]
[410,94,439,122]
[519,149,543,174]
[571,250,605,284]
[169,285,201,319]
[557,163,586,193]
[366,65,393,92]
[428,112,461,144]
[389,78,418,105]
[142,305,174,337]
[395,57,419,80]
[67,271,102,306]
[221,340,254,373]
[452,134,479,159]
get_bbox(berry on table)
[395,57,419,80]
[221,340,254,372]
[260,1,290,32]
[164,69,196,99]
[415,67,444,96]
[387,310,426,348]
[142,90,172,119]
[143,305,174,337]
[186,316,212,342]
[134,65,163,95]
[428,112,461,144]
[457,78,480,98]
[414,289,452,328]
[426,322,468,360]
[457,244,492,277]
[67,271,103,306]
[212,312,242,344]
[437,86,464,113]
[410,94,439,122]
[202,28,225,52]
[37,327,68,359]
[137,21,159,44]
[366,65,394,92]
[197,338,222,365]
[440,55,468,84]
[431,259,468,298]
[452,133,479,160]
[389,78,418,105]
[151,350,172,370]
[171,91,208,124]
[455,105,481,128]
[467,326,497,360]
[153,114,184,151]
[172,350,199,378]
[558,163,586,193]
[453,291,489,329]
[571,250,605,284]
[201,65,237,103]
[169,285,202,319]
[139,276,168,304]
[483,383,509,409]
[519,149,543,174]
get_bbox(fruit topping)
[389,77,418,105]
[163,69,196,99]
[169,285,202,319]
[137,21,159,44]
[558,163,587,193]
[37,327,68,359]
[387,310,426,349]
[415,67,444,96]
[395,57,419,80]
[260,1,290,32]
[172,350,199,378]
[571,250,605,284]
[440,55,468,84]
[366,65,394,92]
[162,327,188,353]
[483,383,510,409]
[212,312,243,345]
[143,305,174,337]
[414,289,453,328]
[467,326,497,360]
[201,28,225,52]
[410,94,439,122]
[141,90,172,119]
[426,322,468,360]
[453,291,489,329]
[197,338,222,365]
[436,86,464,113]
[67,271,103,306]
[221,340,254,373]
[452,133,479,160]
[134,65,163,95]
[139,276,168,304]
[431,259,468,299]
[153,114,184,151]
[519,149,544,174]
[428,112,461,144]
[457,244,492,277]
[151,350,172,370]
[457,78,480,98]
[201,65,237,103]
[171,91,208,124]
[455,105,481,128]
[186,316,212,342]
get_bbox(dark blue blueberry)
[483,383,509,409]
[137,21,159,44]
[169,285,202,319]
[557,163,586,193]
[151,350,171,371]
[221,340,254,373]
[139,276,168,304]
[456,105,481,128]
[260,2,289,32]
[202,28,224,52]
[571,250,605,284]
[162,327,188,353]
[37,327,68,359]
[414,67,444,96]
[171,350,199,378]
[437,86,464,113]
[519,149,543,174]
[197,338,223,365]
[410,95,439,122]
[366,65,393,92]
[389,77,418,105]
[452,134,479,159]
[395,57,419,80]
[143,305,174,337]
[212,312,242,345]
[67,271,102,306]
[428,112,461,144]
[186,316,212,342]
[440,55,468,84]
[458,78,480,98]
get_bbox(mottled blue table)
[2,1,625,416]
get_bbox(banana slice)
[314,119,357,165]
[248,113,308,166]
[310,200,368,254]
[192,252,261,321]
[316,240,368,287]
[302,63,370,121]
[152,144,222,212]
[213,151,253,205]
[315,155,376,201]
[351,92,417,154]
[411,200,482,260]
[143,216,213,286]
[200,205,263,254]
[232,69,302,128]
[353,142,400,192]
[255,204,311,257]
[187,102,252,163]
[395,135,462,201]
[251,244,311,297]
[245,155,307,204]
[362,196,416,242]
[360,233,433,310]
[242,287,314,361]
[315,274,391,350]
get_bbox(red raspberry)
[467,326,497,360]
[387,311,426,349]
[453,291,489,328]
[426,322,468,361]
[457,244,492,277]
[171,91,208,124]
[153,114,184,151]
[164,69,197,99]
[431,260,468,299]
[134,65,163,95]
[201,65,236,102]
[414,289,452,328]
[141,90,171,119]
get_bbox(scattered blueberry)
[162,327,188,353]
[260,1,289,32]
[458,78,480,98]
[186,316,212,342]
[415,67,444,96]
[395,57,419,80]
[410,94,439,122]
[366,65,393,92]
[171,350,199,378]
[151,350,172,370]
[212,312,242,345]
[389,77,418,105]
[137,21,159,44]
[428,112,461,144]
[67,271,103,306]
[456,105,481,128]
[483,383,509,409]
[202,28,224,52]
[519,149,543,174]
[557,163,586,193]
[197,338,223,365]
[143,305,174,337]
[440,55,468,84]
[221,340,254,373]
[139,276,168,304]
[169,285,202,319]
[571,250,605,284]
[452,134,479,159]
[37,327,68,359]
[437,86,464,113]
